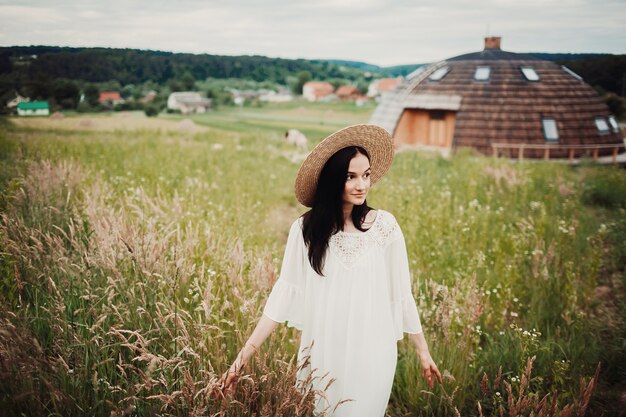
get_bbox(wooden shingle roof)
[370,39,623,158]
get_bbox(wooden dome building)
[370,37,624,159]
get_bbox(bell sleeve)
[387,222,423,340]
[262,218,306,330]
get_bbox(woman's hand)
[407,332,443,389]
[212,315,280,399]
[418,351,442,389]
[216,363,245,397]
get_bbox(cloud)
[0,0,624,66]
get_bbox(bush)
[582,168,626,209]
[76,101,104,113]
[144,105,159,117]
[114,101,144,111]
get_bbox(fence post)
[519,144,524,161]
[593,148,599,160]
[613,146,619,163]
[544,146,550,160]
[568,148,574,162]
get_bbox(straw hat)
[294,124,394,207]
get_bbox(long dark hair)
[301,146,373,276]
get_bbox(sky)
[0,0,624,67]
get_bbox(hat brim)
[294,124,394,207]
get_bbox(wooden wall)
[394,109,456,149]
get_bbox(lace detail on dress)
[329,233,371,268]
[369,210,398,247]
[328,210,399,268]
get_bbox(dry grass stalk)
[478,357,601,417]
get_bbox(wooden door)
[429,111,446,146]
[394,109,456,149]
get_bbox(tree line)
[0,46,624,117]
[0,46,378,113]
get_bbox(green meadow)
[0,102,625,416]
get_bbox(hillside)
[0,46,380,85]
[0,46,623,114]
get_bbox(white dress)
[263,210,423,417]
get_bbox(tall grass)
[0,113,624,416]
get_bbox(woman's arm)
[407,332,442,389]
[219,314,280,394]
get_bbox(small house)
[367,78,402,98]
[259,88,293,103]
[17,101,50,116]
[99,91,124,106]
[6,93,29,109]
[302,81,334,102]
[336,85,363,101]
[167,92,212,114]
[141,90,157,104]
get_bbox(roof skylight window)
[561,65,583,81]
[542,118,559,142]
[474,66,491,81]
[429,66,450,81]
[407,66,426,80]
[521,67,540,81]
[608,116,619,133]
[595,117,609,134]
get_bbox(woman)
[220,124,441,416]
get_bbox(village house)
[167,92,212,114]
[367,77,403,98]
[17,101,50,116]
[140,90,157,104]
[229,89,259,106]
[335,85,364,101]
[98,91,124,106]
[259,88,293,103]
[302,81,334,102]
[6,93,29,109]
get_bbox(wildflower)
[510,312,519,317]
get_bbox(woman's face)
[342,152,371,207]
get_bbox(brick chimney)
[484,36,501,50]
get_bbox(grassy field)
[0,102,625,416]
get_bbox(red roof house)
[367,78,402,97]
[336,85,363,101]
[302,81,334,102]
[98,91,123,105]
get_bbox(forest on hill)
[0,46,378,113]
[0,46,624,116]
